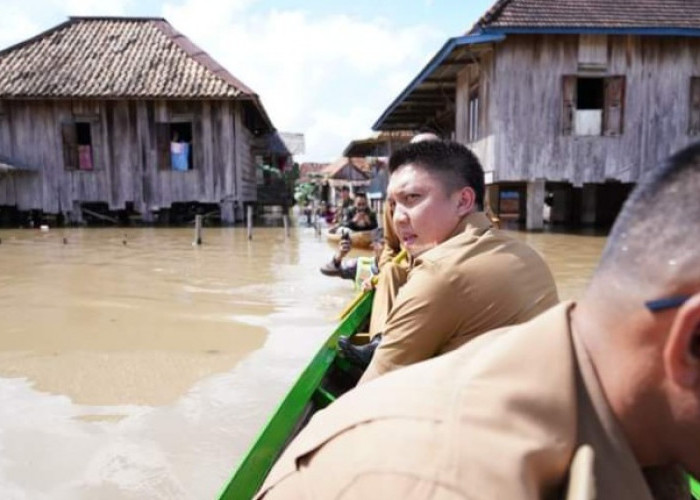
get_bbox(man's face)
[355,197,368,211]
[340,189,350,200]
[387,163,465,257]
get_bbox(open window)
[62,121,97,170]
[690,77,700,136]
[156,122,194,171]
[563,75,625,136]
[467,88,480,143]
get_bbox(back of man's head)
[388,140,485,210]
[589,142,700,302]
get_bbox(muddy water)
[0,224,605,499]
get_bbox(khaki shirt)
[361,211,558,383]
[256,303,685,499]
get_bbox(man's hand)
[335,238,351,262]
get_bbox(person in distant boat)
[340,192,378,232]
[341,140,559,384]
[255,141,700,500]
[319,229,384,288]
[331,185,354,226]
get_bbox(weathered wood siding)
[235,106,257,203]
[0,99,254,212]
[456,34,700,184]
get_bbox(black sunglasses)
[645,295,691,312]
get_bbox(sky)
[0,0,496,162]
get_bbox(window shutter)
[156,123,170,170]
[690,77,700,136]
[61,123,78,170]
[562,76,577,135]
[603,76,625,136]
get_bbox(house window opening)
[76,122,93,170]
[169,122,193,171]
[577,78,604,110]
[575,78,604,136]
[564,75,625,137]
[468,90,480,143]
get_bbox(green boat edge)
[217,291,374,500]
[691,475,700,499]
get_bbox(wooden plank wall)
[0,99,255,213]
[456,34,700,184]
[235,106,257,203]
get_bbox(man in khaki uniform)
[256,142,700,498]
[355,140,558,383]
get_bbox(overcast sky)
[0,0,495,162]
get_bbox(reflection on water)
[0,223,605,498]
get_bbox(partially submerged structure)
[0,16,283,225]
[373,0,700,229]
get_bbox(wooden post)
[247,205,253,240]
[283,208,290,238]
[193,214,203,246]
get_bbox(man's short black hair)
[593,141,700,294]
[341,186,350,192]
[388,140,484,209]
[354,192,367,199]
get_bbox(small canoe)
[218,291,373,500]
[326,228,374,249]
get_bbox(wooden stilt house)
[373,0,700,229]
[0,16,280,225]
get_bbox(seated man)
[341,192,378,232]
[255,142,700,499]
[350,140,558,383]
[331,185,354,227]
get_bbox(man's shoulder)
[260,303,578,498]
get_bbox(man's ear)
[664,293,700,389]
[455,186,476,216]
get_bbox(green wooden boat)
[216,287,700,499]
[218,291,373,500]
[691,476,700,499]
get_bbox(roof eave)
[481,26,700,36]
[372,33,505,131]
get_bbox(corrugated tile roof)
[0,17,258,98]
[476,0,700,30]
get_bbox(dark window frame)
[62,119,99,171]
[690,77,700,136]
[156,120,195,171]
[467,85,480,143]
[562,75,625,137]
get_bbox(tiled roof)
[0,17,258,98]
[476,0,700,30]
[323,157,370,179]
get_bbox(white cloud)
[0,0,446,162]
[162,2,444,161]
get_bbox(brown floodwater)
[0,221,606,499]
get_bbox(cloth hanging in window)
[171,142,189,171]
[78,145,93,170]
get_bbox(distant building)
[373,0,700,229]
[0,16,282,225]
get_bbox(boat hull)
[326,229,374,249]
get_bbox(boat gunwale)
[218,291,373,499]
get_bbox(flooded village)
[0,1,699,499]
